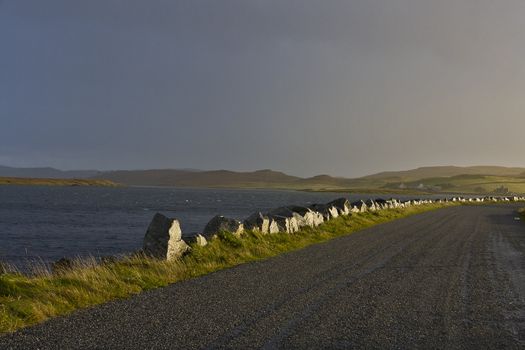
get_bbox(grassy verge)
[0,203,453,334]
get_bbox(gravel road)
[2,204,525,349]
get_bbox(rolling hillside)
[0,165,100,179]
[92,166,525,194]
[3,164,525,194]
[364,166,525,181]
[381,174,525,195]
[94,169,302,187]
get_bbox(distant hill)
[296,174,354,187]
[94,168,371,189]
[364,166,525,181]
[93,169,303,187]
[92,165,525,194]
[3,164,525,194]
[0,165,100,179]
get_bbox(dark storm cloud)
[1,1,524,176]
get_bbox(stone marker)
[268,219,280,234]
[286,206,324,226]
[267,214,299,233]
[203,215,244,238]
[195,234,208,247]
[143,213,190,261]
[327,198,351,216]
[272,206,322,228]
[374,198,387,210]
[244,212,271,234]
[351,200,368,213]
[309,203,334,220]
[365,199,378,211]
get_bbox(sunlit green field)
[383,175,525,195]
[234,174,525,195]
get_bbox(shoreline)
[1,179,523,197]
[1,196,523,334]
[0,177,119,187]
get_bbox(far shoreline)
[1,178,521,197]
[0,176,119,187]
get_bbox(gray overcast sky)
[1,0,524,177]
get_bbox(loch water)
[0,185,435,269]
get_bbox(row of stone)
[142,195,525,261]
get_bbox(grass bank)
[0,203,453,334]
[0,177,119,187]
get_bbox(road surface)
[2,204,525,349]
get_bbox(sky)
[1,0,524,177]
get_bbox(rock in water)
[203,215,244,238]
[143,213,190,261]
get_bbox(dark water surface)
[0,185,432,269]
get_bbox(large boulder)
[309,203,336,220]
[374,198,387,210]
[272,206,323,228]
[350,201,368,213]
[287,206,324,227]
[203,215,244,238]
[268,219,280,234]
[143,213,190,261]
[244,212,271,234]
[365,199,378,211]
[327,198,351,216]
[266,214,299,233]
[386,198,400,209]
[184,234,208,247]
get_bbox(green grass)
[0,177,118,187]
[381,175,525,195]
[297,174,525,195]
[0,203,454,334]
[304,187,431,195]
